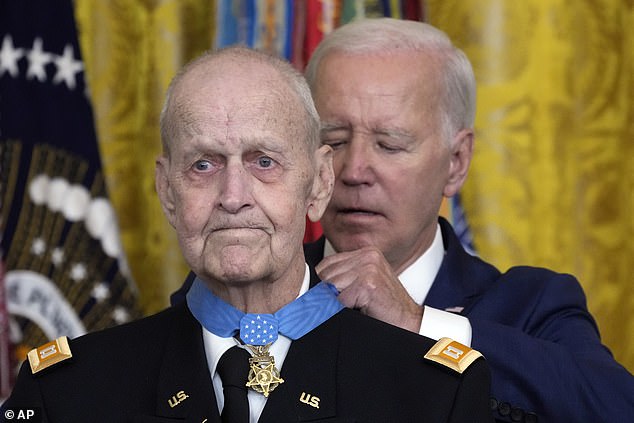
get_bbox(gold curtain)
[74,0,213,312]
[75,0,633,372]
[427,0,634,371]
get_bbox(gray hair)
[305,18,476,141]
[160,45,321,155]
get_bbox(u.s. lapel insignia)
[245,344,284,397]
[27,336,73,374]
[168,390,189,408]
[424,337,482,374]
[299,391,320,409]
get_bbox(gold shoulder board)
[27,336,73,374]
[424,337,482,374]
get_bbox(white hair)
[160,46,321,155]
[305,18,476,141]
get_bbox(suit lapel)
[152,304,220,422]
[425,217,499,313]
[258,312,341,422]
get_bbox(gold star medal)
[245,344,284,397]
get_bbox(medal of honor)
[187,281,342,398]
[245,344,284,397]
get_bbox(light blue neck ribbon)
[186,277,344,345]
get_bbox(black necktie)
[217,346,251,423]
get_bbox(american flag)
[0,0,141,396]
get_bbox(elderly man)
[302,18,634,423]
[2,46,493,422]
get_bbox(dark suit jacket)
[3,302,493,422]
[302,218,634,423]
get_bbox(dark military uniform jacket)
[3,302,493,422]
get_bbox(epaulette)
[27,336,73,375]
[424,337,482,374]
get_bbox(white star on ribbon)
[52,44,83,90]
[240,314,280,346]
[27,37,52,82]
[0,35,23,77]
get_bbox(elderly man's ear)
[307,145,335,222]
[443,128,474,198]
[155,155,177,227]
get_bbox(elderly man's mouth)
[212,226,268,235]
[339,208,380,216]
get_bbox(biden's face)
[313,51,458,272]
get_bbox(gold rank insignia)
[27,336,73,374]
[424,337,482,374]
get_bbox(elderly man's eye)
[378,142,402,153]
[322,139,347,150]
[257,156,273,168]
[194,160,212,171]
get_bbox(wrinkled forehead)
[177,61,296,119]
[162,55,314,160]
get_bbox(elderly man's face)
[157,62,319,287]
[313,51,467,273]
